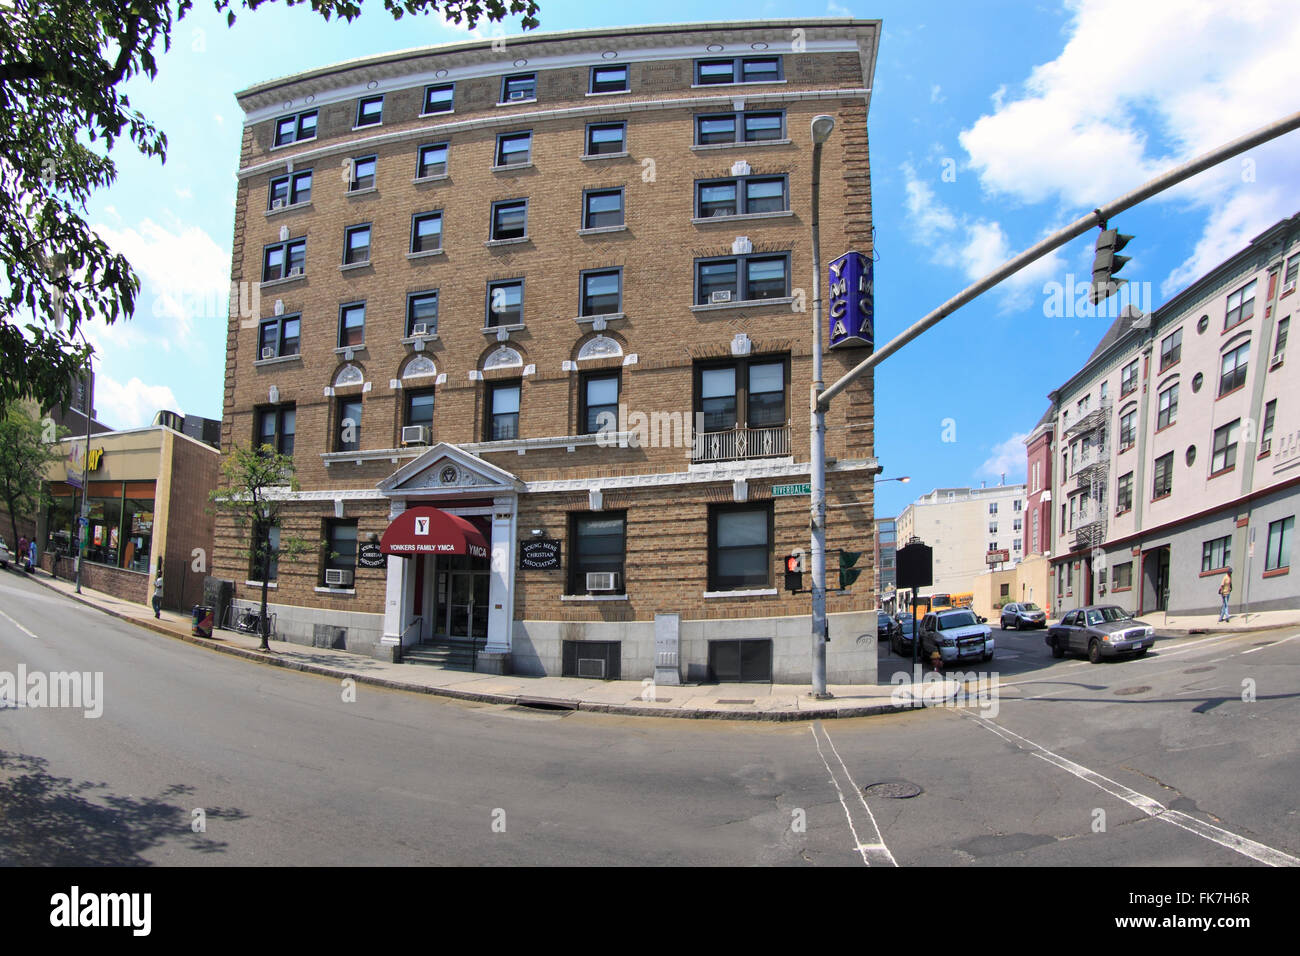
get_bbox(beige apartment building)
[214,20,883,683]
[1044,212,1299,618]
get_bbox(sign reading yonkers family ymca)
[379,507,489,558]
[827,251,874,350]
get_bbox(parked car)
[877,610,901,644]
[0,537,11,570]
[1046,605,1155,663]
[919,609,995,665]
[890,616,919,657]
[1000,602,1048,630]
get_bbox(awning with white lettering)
[379,507,489,558]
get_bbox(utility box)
[203,577,234,630]
[654,613,682,686]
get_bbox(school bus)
[950,592,975,610]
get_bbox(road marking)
[963,712,1299,867]
[0,607,40,640]
[809,723,897,866]
[1242,633,1300,655]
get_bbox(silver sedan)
[1046,605,1156,663]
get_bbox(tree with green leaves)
[209,442,317,650]
[0,405,66,555]
[0,0,539,419]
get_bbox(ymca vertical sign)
[827,251,874,350]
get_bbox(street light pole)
[809,114,835,699]
[75,352,91,594]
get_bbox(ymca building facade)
[215,20,883,683]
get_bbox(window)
[1265,516,1293,572]
[1286,255,1300,292]
[709,503,773,591]
[1119,408,1136,449]
[989,502,999,514]
[255,405,296,456]
[582,188,624,229]
[495,130,532,167]
[501,73,536,102]
[1116,472,1133,513]
[1159,328,1182,371]
[568,513,626,595]
[490,200,528,241]
[695,111,785,145]
[585,122,626,156]
[988,522,998,534]
[406,291,439,337]
[695,176,787,218]
[695,56,782,85]
[1201,535,1231,573]
[323,520,357,584]
[696,357,787,432]
[1156,383,1178,429]
[348,155,376,192]
[1121,359,1138,396]
[423,84,454,114]
[1210,419,1240,474]
[486,381,521,441]
[1274,317,1289,363]
[343,224,371,265]
[1225,279,1256,329]
[404,388,435,430]
[268,170,312,209]
[411,211,443,253]
[589,65,627,94]
[696,253,789,304]
[273,109,317,147]
[486,279,523,327]
[1032,511,1040,551]
[1112,562,1132,590]
[338,302,365,348]
[262,238,306,281]
[579,372,619,435]
[1261,400,1276,454]
[1152,452,1173,499]
[251,521,280,582]
[335,398,362,452]
[257,314,300,359]
[416,142,448,179]
[581,268,621,316]
[1100,381,1108,402]
[1013,517,1022,532]
[1219,342,1249,396]
[355,95,383,127]
[1014,498,1023,512]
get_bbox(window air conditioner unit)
[288,267,302,277]
[710,290,732,304]
[401,425,430,446]
[1284,279,1296,294]
[412,322,429,337]
[586,571,619,591]
[1260,438,1271,455]
[272,199,285,210]
[325,568,354,587]
[1272,350,1285,368]
[261,347,275,360]
[509,90,528,101]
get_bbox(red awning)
[380,507,489,558]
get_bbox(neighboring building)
[153,410,223,450]
[215,20,883,683]
[1024,406,1054,557]
[874,516,896,612]
[38,424,220,612]
[895,483,1028,604]
[1042,212,1300,618]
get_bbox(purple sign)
[827,251,874,350]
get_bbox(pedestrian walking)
[152,570,164,619]
[17,535,28,572]
[27,538,36,573]
[1218,569,1233,622]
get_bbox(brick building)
[216,20,883,683]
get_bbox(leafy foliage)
[0,405,66,549]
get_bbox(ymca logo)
[414,517,430,536]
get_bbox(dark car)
[1000,602,1047,629]
[877,611,900,644]
[1047,605,1155,663]
[890,616,919,656]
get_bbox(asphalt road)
[1,569,1296,866]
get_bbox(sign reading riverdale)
[827,251,874,350]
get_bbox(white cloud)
[978,432,1030,482]
[930,84,945,104]
[94,374,181,430]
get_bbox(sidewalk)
[21,570,963,721]
[1133,607,1300,635]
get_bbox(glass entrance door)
[435,560,491,640]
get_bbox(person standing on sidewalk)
[152,570,164,619]
[1218,569,1233,622]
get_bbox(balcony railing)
[691,423,790,463]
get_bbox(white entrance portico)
[375,444,522,670]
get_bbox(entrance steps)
[402,636,482,670]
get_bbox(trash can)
[192,605,214,638]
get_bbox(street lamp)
[875,476,911,484]
[809,113,834,699]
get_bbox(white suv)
[920,609,995,664]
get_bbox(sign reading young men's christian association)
[827,251,874,350]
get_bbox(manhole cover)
[1184,666,1215,674]
[864,781,923,799]
[1114,685,1152,696]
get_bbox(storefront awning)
[379,507,489,558]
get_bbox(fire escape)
[1067,399,1111,555]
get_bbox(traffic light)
[784,553,804,592]
[838,550,863,589]
[1091,226,1133,305]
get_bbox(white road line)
[0,607,40,640]
[1242,633,1300,655]
[810,724,870,866]
[821,725,898,867]
[964,713,1299,867]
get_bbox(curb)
[27,573,950,722]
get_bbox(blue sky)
[82,0,1300,519]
